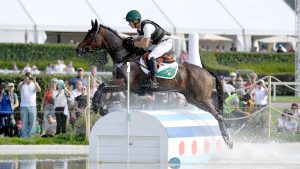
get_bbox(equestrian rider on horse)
[124,10,173,89]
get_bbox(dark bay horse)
[76,20,233,149]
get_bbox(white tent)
[87,0,175,33]
[153,0,242,34]
[0,0,296,50]
[220,0,295,35]
[20,0,99,32]
[199,34,233,41]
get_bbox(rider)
[124,10,173,88]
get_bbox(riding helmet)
[125,10,141,22]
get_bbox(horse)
[76,20,233,149]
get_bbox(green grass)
[272,96,300,102]
[0,134,88,145]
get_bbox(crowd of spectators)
[0,65,103,138]
[221,72,268,117]
[0,63,189,138]
[220,71,300,134]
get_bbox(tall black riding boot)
[144,57,159,88]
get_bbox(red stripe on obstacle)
[179,141,185,156]
[204,140,210,154]
[192,140,197,155]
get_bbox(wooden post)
[268,76,272,140]
[86,75,91,141]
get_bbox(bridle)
[80,25,125,59]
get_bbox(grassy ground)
[272,96,300,102]
[0,134,88,145]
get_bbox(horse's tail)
[209,71,224,113]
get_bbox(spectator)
[15,120,22,137]
[90,78,98,99]
[235,75,244,89]
[64,79,75,127]
[230,43,237,51]
[65,61,75,75]
[277,110,287,132]
[17,72,41,137]
[0,82,19,137]
[35,117,41,135]
[52,80,72,135]
[219,75,235,98]
[69,68,87,89]
[283,112,298,132]
[54,60,66,74]
[45,63,54,74]
[291,103,300,132]
[288,46,295,53]
[291,103,300,117]
[12,62,19,71]
[179,50,189,64]
[245,73,258,98]
[276,44,287,53]
[223,90,245,114]
[244,73,257,88]
[41,78,57,133]
[8,83,19,136]
[74,86,88,119]
[64,79,75,107]
[252,79,268,111]
[227,72,237,90]
[31,65,40,75]
[90,66,102,83]
[22,63,31,74]
[72,80,83,99]
[41,114,57,137]
[214,45,220,52]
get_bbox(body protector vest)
[137,20,171,45]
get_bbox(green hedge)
[0,43,110,71]
[201,51,295,76]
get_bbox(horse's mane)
[100,25,123,40]
[87,24,123,40]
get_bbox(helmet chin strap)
[133,20,140,28]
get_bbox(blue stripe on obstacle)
[166,126,221,138]
[153,114,215,121]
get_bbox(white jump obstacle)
[89,109,224,165]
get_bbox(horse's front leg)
[201,100,233,149]
[92,83,107,115]
[92,80,126,116]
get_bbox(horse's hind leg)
[197,100,233,149]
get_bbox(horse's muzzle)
[75,47,91,56]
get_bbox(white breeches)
[148,39,173,60]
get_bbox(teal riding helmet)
[125,10,141,22]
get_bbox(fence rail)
[272,82,300,100]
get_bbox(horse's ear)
[91,20,94,27]
[95,19,98,27]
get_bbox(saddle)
[142,51,176,69]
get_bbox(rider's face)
[128,21,135,28]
